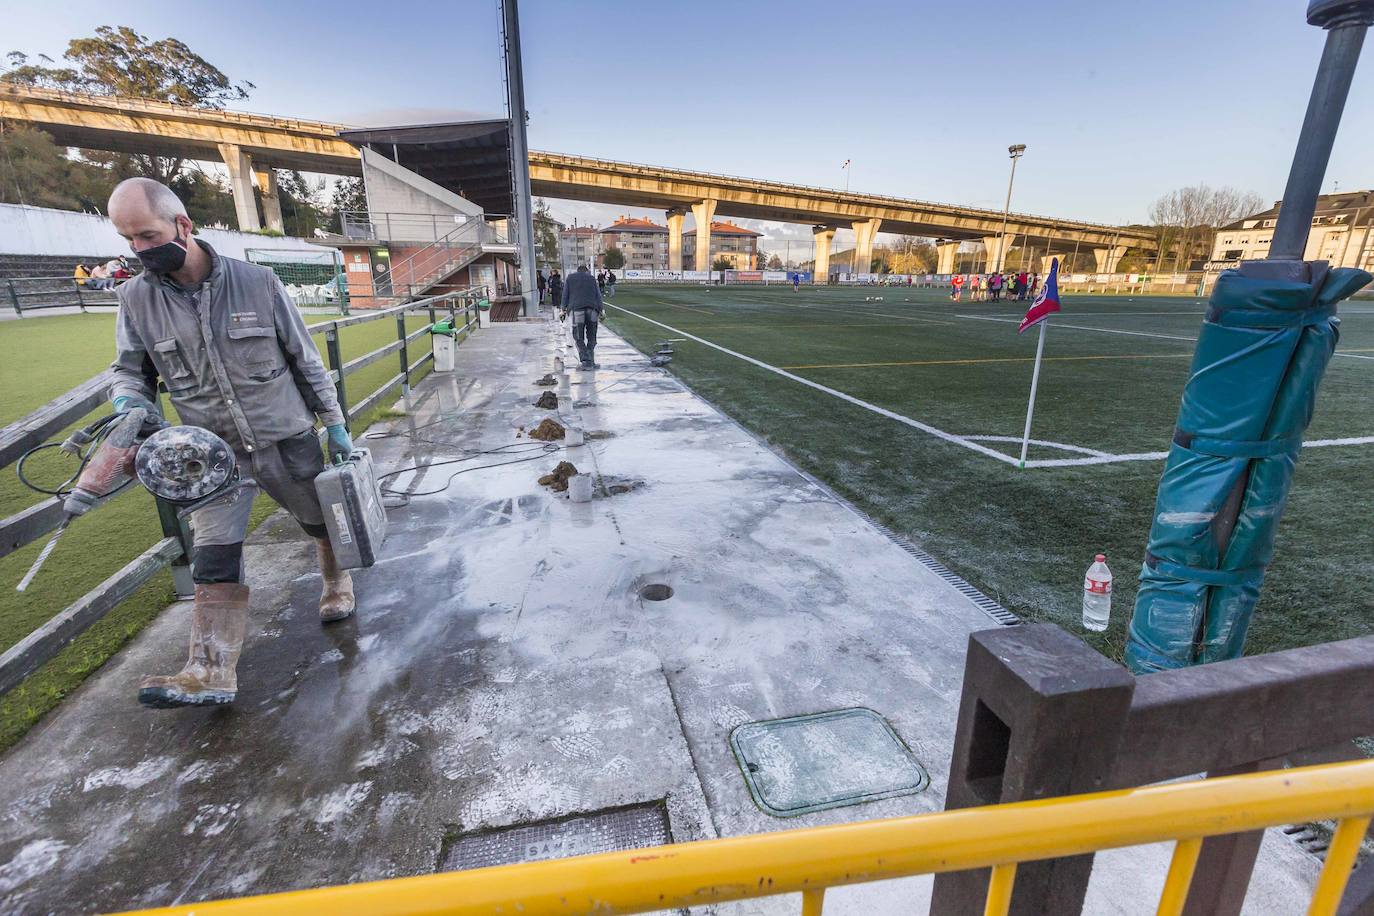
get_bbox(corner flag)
[1018,257,1061,334]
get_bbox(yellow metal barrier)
[122,759,1374,916]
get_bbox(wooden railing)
[0,289,482,695]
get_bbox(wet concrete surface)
[0,321,1317,914]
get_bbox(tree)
[603,247,626,270]
[1149,184,1265,272]
[5,27,254,184]
[0,124,112,210]
[711,255,733,271]
[533,198,559,269]
[767,254,784,270]
[330,177,366,233]
[276,170,329,237]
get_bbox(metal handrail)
[114,759,1374,916]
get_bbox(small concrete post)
[666,209,686,272]
[217,143,262,232]
[690,199,717,271]
[254,168,284,233]
[930,624,1135,916]
[812,226,836,283]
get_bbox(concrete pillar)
[218,143,262,232]
[666,208,685,272]
[851,217,882,273]
[689,199,717,271]
[812,225,836,283]
[1093,245,1129,273]
[936,241,961,275]
[254,168,284,233]
[1040,253,1062,275]
[981,233,1017,272]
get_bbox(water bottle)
[1082,554,1112,631]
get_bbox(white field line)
[611,304,1374,470]
[608,303,1021,466]
[957,313,1373,362]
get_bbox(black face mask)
[136,230,189,275]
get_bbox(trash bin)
[430,320,457,372]
[477,299,493,328]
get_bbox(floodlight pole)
[1247,0,1372,279]
[501,0,539,317]
[996,145,1026,273]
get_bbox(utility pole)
[501,0,538,317]
[996,144,1026,272]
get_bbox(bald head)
[109,178,187,223]
[109,178,194,257]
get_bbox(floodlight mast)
[993,144,1026,273]
[1252,0,1373,277]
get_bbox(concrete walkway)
[0,320,1317,914]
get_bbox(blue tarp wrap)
[1125,266,1371,674]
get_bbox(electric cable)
[377,441,562,507]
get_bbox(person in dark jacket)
[563,265,604,368]
[536,269,546,305]
[548,269,563,312]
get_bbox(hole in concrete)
[639,584,674,602]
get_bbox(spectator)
[73,263,91,287]
[605,270,616,297]
[88,262,111,290]
[548,269,563,312]
[536,269,546,305]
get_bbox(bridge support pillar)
[666,208,685,272]
[690,199,717,271]
[812,226,836,283]
[851,217,881,273]
[982,233,1017,272]
[936,240,961,275]
[254,168,284,233]
[1041,253,1064,275]
[218,143,262,232]
[1093,245,1129,273]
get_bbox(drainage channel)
[868,522,1020,627]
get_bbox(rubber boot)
[316,538,355,623]
[138,583,249,708]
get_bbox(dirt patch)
[534,373,557,386]
[599,476,644,497]
[538,461,579,492]
[528,418,566,441]
[533,391,559,409]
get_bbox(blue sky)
[5,0,1371,244]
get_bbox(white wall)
[360,147,483,243]
[0,203,335,261]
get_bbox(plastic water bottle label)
[1084,578,1111,594]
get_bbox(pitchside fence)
[0,288,483,697]
[245,248,348,310]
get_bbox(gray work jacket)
[110,241,344,453]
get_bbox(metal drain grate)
[869,523,1020,626]
[439,801,671,872]
[731,708,930,817]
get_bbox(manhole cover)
[439,801,670,872]
[730,708,929,817]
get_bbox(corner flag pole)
[1018,319,1048,467]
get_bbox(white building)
[1210,190,1374,270]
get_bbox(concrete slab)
[0,321,1319,914]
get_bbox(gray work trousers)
[191,429,327,548]
[572,309,599,365]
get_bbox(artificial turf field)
[605,283,1374,662]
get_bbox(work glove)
[112,394,157,415]
[325,424,354,465]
